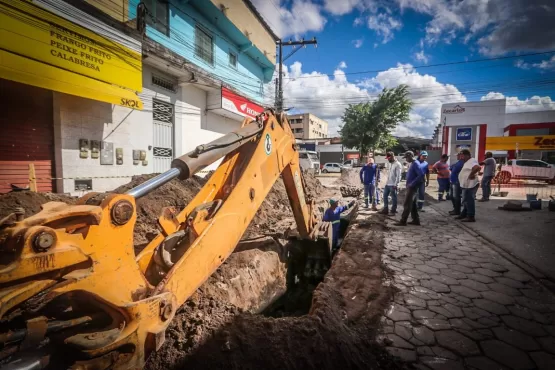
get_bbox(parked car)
[495,159,555,184]
[321,162,343,173]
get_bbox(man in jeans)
[360,158,380,210]
[449,152,465,216]
[395,151,425,226]
[416,151,430,211]
[456,149,481,222]
[380,152,402,215]
[432,154,451,201]
[479,152,496,202]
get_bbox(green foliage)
[339,85,411,154]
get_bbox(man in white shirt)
[380,152,402,215]
[456,149,481,222]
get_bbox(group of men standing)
[357,149,497,226]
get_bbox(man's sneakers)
[478,199,489,202]
[390,210,397,215]
[371,205,378,211]
[461,217,476,222]
[408,220,421,226]
[455,215,466,220]
[394,219,419,226]
[394,221,407,226]
[448,210,460,216]
[379,209,389,215]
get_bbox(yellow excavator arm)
[0,111,332,370]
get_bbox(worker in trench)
[323,198,356,252]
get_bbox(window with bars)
[195,26,214,64]
[229,52,238,68]
[144,0,169,36]
[153,100,173,125]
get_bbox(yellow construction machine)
[0,111,337,369]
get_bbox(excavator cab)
[0,111,336,370]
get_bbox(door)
[152,100,174,173]
[0,80,54,193]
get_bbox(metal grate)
[153,100,174,124]
[152,75,176,93]
[153,147,173,157]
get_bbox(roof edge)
[241,0,280,41]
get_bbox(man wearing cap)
[323,199,356,251]
[380,152,402,215]
[432,154,451,201]
[416,151,430,211]
[457,149,481,222]
[359,158,380,211]
[395,151,425,226]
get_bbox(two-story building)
[0,0,277,195]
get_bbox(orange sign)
[485,135,555,150]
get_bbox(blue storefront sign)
[456,127,472,141]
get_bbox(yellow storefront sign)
[486,135,555,151]
[0,0,143,109]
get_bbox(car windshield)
[308,153,318,161]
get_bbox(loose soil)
[0,171,399,370]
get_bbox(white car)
[321,162,343,173]
[496,159,555,184]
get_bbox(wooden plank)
[0,160,52,165]
[29,164,37,192]
[0,169,52,175]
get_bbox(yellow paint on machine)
[485,135,555,151]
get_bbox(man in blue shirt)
[323,199,355,251]
[449,152,465,216]
[395,151,425,226]
[416,151,430,211]
[359,158,380,210]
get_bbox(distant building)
[287,113,329,139]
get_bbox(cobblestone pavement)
[378,206,555,370]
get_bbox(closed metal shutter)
[0,79,54,193]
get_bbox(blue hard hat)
[420,151,428,156]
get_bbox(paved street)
[378,205,555,370]
[425,182,555,281]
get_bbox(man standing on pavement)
[395,151,425,226]
[432,154,451,201]
[416,151,430,211]
[479,152,496,202]
[360,158,380,211]
[457,149,481,222]
[380,152,402,215]
[449,152,465,216]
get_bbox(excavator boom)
[0,111,332,369]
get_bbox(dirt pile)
[160,215,405,370]
[0,191,75,219]
[335,168,361,187]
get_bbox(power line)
[282,50,555,80]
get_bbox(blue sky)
[251,0,555,137]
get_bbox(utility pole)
[276,38,317,113]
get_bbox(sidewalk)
[424,182,555,282]
[379,205,555,369]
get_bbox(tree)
[339,85,411,155]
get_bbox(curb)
[428,202,555,293]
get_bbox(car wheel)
[322,169,328,173]
[498,171,512,184]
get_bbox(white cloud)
[481,92,555,113]
[338,61,348,69]
[414,50,429,64]
[249,0,326,38]
[367,13,403,44]
[323,0,377,15]
[352,38,364,48]
[362,63,467,137]
[514,55,555,71]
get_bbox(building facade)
[0,0,277,195]
[437,99,555,164]
[287,113,329,139]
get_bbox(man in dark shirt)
[395,151,425,226]
[449,152,465,215]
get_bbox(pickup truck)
[495,159,555,184]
